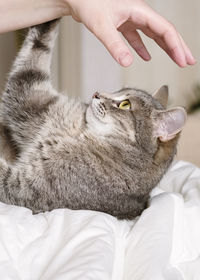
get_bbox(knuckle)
[87,14,106,35]
[165,22,176,35]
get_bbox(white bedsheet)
[0,160,200,280]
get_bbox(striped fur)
[0,20,181,219]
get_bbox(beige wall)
[56,17,81,97]
[0,32,17,93]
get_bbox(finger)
[142,24,186,67]
[90,19,133,67]
[151,34,186,67]
[150,23,186,67]
[133,6,187,67]
[119,22,151,61]
[153,36,177,62]
[178,34,196,65]
[154,33,196,67]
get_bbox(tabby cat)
[0,20,186,219]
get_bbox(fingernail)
[177,55,187,68]
[119,53,133,67]
[143,52,151,61]
[187,53,196,65]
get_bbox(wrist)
[63,0,82,21]
[54,0,71,16]
[62,0,74,16]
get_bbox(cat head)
[86,86,186,147]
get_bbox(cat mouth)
[91,99,106,120]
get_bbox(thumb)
[92,21,133,67]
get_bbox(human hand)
[65,0,195,67]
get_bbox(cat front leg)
[8,19,60,83]
[1,20,60,151]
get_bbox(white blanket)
[0,160,200,280]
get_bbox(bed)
[0,160,200,280]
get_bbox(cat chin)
[85,106,114,136]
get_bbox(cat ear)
[153,85,168,108]
[154,107,187,142]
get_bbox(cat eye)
[118,100,131,110]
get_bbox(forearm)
[0,0,70,33]
[0,0,195,67]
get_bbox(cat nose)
[93,92,100,99]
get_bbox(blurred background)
[0,0,199,166]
